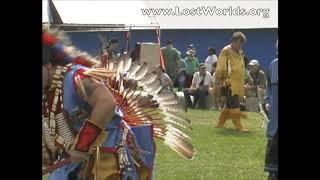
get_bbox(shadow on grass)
[214,128,254,137]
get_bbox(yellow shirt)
[215,44,245,98]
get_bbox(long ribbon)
[125,29,131,53]
[155,27,165,70]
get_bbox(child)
[153,65,173,92]
[175,68,187,91]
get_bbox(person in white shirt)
[204,47,217,74]
[183,63,212,109]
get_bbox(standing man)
[178,51,187,69]
[130,42,141,63]
[161,40,180,81]
[188,44,197,57]
[106,39,119,62]
[183,63,211,109]
[185,49,199,88]
[204,47,218,74]
[264,40,278,180]
[214,31,249,132]
[175,51,188,90]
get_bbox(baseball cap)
[199,63,206,68]
[186,49,195,55]
[248,59,259,66]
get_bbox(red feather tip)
[43,32,58,46]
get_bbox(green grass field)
[154,109,268,180]
[43,109,268,180]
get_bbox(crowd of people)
[101,33,268,112]
[158,38,268,112]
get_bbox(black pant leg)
[198,89,208,109]
[192,89,200,108]
[183,89,193,107]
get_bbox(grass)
[43,109,268,180]
[154,109,268,180]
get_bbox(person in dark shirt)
[130,42,141,63]
[106,39,119,61]
[161,40,180,81]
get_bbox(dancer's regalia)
[214,44,249,131]
[264,57,278,180]
[42,26,195,180]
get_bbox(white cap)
[186,49,195,55]
[248,59,259,66]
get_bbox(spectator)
[243,56,251,85]
[204,47,218,74]
[183,63,211,109]
[185,49,199,88]
[153,65,173,90]
[178,51,187,69]
[244,55,249,68]
[175,68,187,91]
[212,61,217,74]
[130,42,141,63]
[209,62,226,110]
[174,51,187,91]
[161,40,180,81]
[244,59,267,103]
[188,44,197,57]
[106,39,119,61]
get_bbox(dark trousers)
[226,95,240,109]
[267,172,278,180]
[186,75,193,88]
[222,87,240,109]
[265,131,278,178]
[183,88,208,109]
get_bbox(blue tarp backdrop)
[67,28,277,71]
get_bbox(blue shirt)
[180,59,187,69]
[265,58,278,138]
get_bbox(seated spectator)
[185,49,199,88]
[244,59,267,103]
[183,63,211,109]
[153,65,173,91]
[175,68,187,91]
[204,47,217,74]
